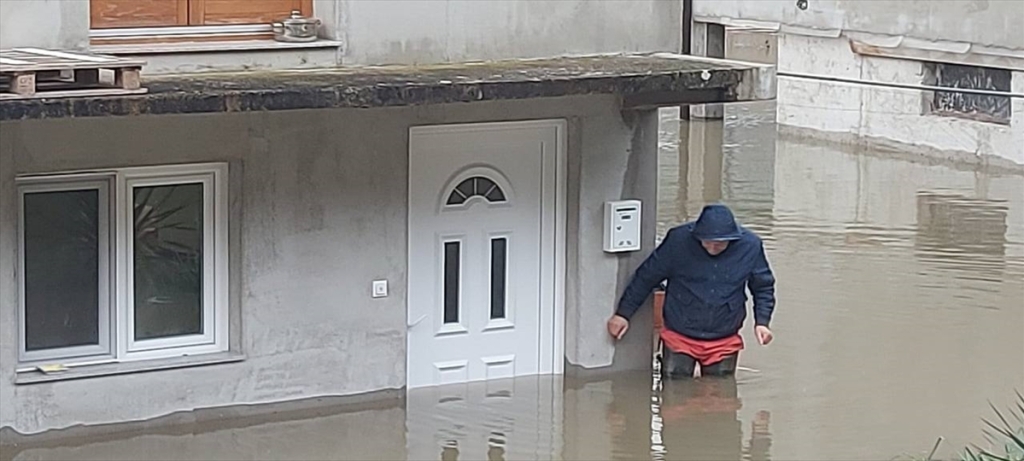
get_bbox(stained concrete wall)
[775,33,1024,167]
[690,0,1024,167]
[0,96,657,435]
[0,0,89,51]
[693,0,1024,49]
[1,0,680,72]
[339,0,680,65]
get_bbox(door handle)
[407,314,427,329]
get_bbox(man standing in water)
[607,203,777,378]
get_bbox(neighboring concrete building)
[693,0,1024,168]
[0,0,775,438]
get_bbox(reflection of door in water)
[405,377,563,461]
[407,121,564,389]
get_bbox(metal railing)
[778,71,1024,98]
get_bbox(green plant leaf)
[993,403,1015,432]
[983,419,1024,451]
[142,204,188,227]
[135,186,154,210]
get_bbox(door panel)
[189,0,310,25]
[408,121,563,389]
[90,0,189,28]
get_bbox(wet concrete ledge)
[0,53,775,121]
[778,124,1024,175]
[0,387,404,453]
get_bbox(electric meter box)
[603,200,641,253]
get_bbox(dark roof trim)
[1,53,775,121]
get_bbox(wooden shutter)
[90,0,190,29]
[189,0,313,25]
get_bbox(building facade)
[0,0,774,438]
[693,0,1024,167]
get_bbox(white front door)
[407,120,565,389]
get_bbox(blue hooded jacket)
[616,204,776,340]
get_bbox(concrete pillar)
[696,119,725,205]
[690,22,726,120]
[0,122,17,429]
[684,119,725,218]
[608,109,659,373]
[675,110,691,221]
[564,108,659,376]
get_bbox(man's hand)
[607,315,630,340]
[755,325,774,345]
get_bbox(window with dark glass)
[132,183,204,341]
[923,62,1011,125]
[23,189,103,352]
[446,176,507,206]
[443,241,461,324]
[17,164,228,366]
[490,238,508,320]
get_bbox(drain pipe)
[777,71,1024,98]
[679,0,693,118]
[681,0,693,56]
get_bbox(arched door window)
[445,176,507,206]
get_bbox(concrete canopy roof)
[0,53,775,121]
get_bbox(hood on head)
[692,204,743,241]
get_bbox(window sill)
[15,351,246,385]
[90,39,342,56]
[926,110,1013,126]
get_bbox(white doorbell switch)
[372,280,388,298]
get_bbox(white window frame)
[437,236,467,336]
[18,178,115,364]
[483,232,515,332]
[90,24,273,39]
[16,163,229,367]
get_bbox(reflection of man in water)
[607,204,777,378]
[658,377,772,461]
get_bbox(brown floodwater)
[3,102,1022,461]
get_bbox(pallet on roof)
[0,48,147,100]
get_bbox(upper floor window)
[923,62,1012,126]
[90,0,312,34]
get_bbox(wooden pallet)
[0,48,147,100]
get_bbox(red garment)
[660,328,744,366]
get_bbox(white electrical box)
[372,280,388,298]
[603,200,641,253]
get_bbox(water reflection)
[406,377,562,461]
[4,102,1023,461]
[5,372,773,461]
[561,370,773,461]
[657,378,766,461]
[660,102,1023,460]
[915,191,1010,285]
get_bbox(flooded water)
[3,102,1022,461]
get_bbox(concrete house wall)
[0,96,660,435]
[0,0,682,74]
[694,0,1023,48]
[694,0,1024,167]
[0,0,684,437]
[774,33,1024,167]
